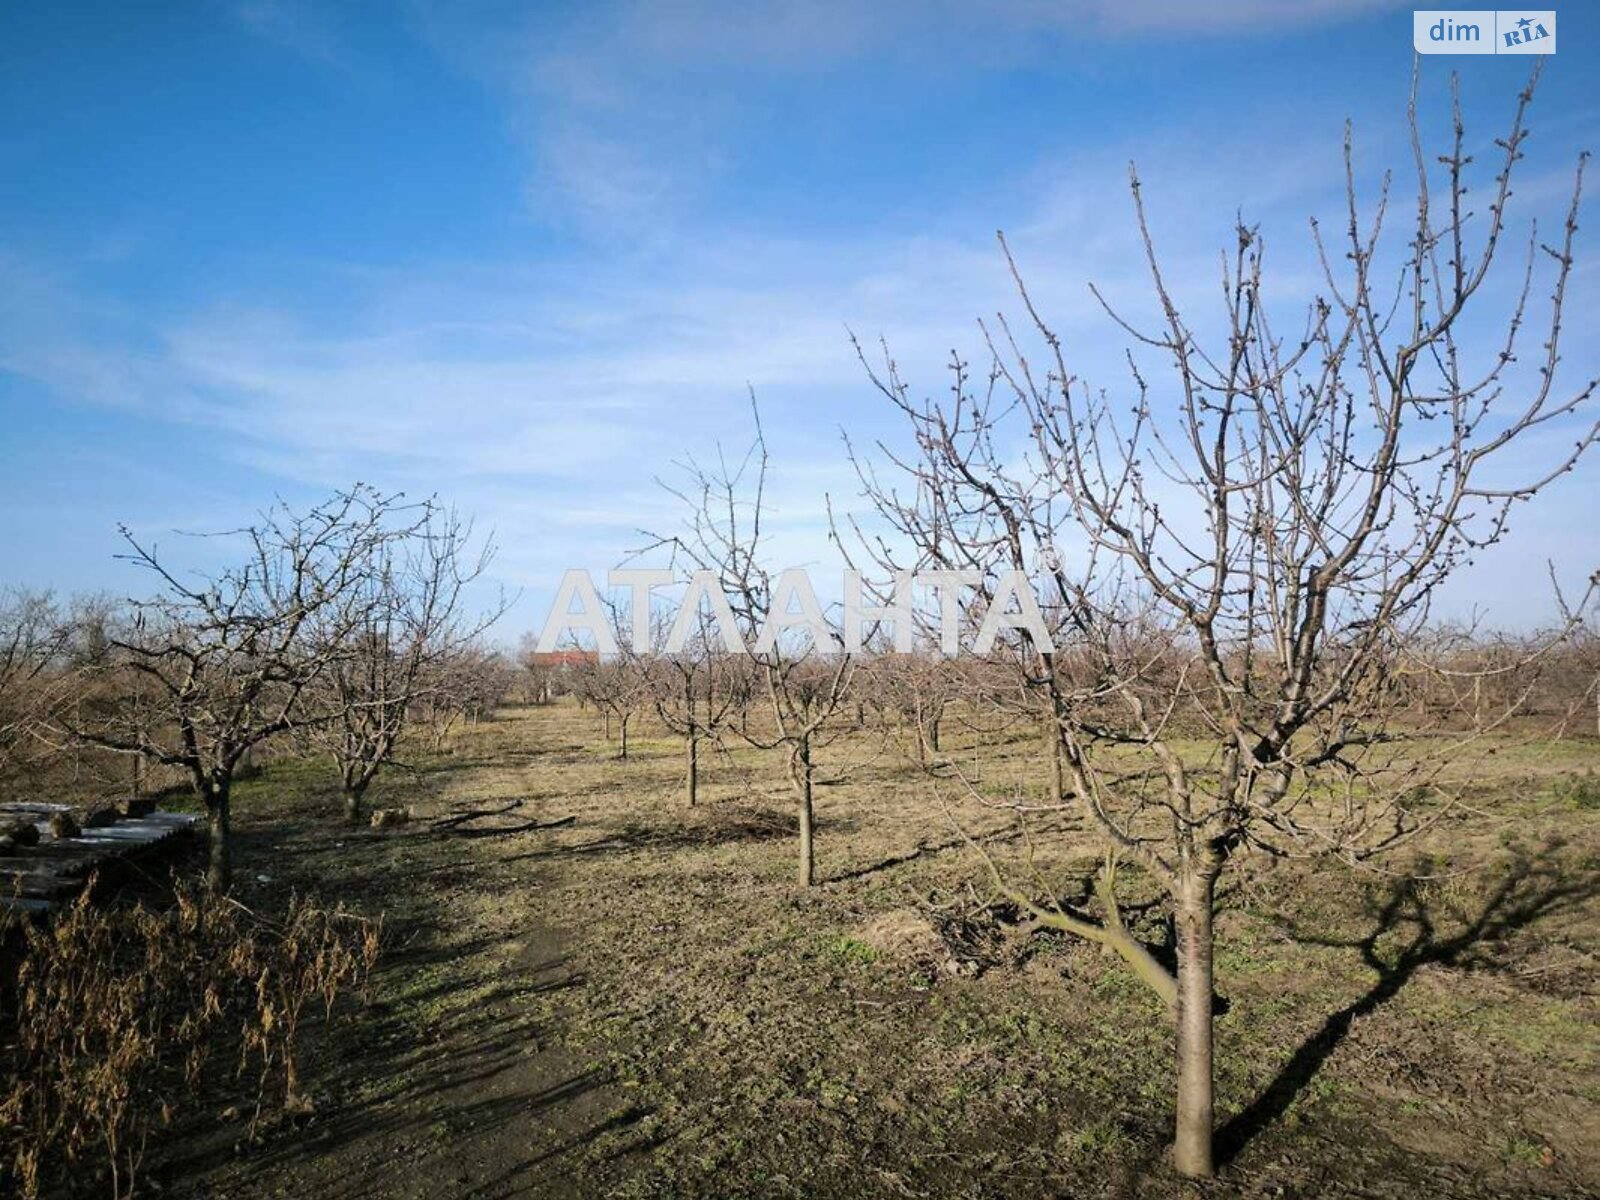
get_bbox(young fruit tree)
[855,68,1595,1177]
[872,651,956,768]
[573,645,650,760]
[643,402,855,886]
[305,500,502,823]
[67,486,415,890]
[414,642,512,751]
[643,611,751,806]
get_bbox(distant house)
[521,649,599,703]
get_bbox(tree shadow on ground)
[823,819,1086,887]
[1217,839,1596,1167]
[497,809,832,865]
[151,792,643,1198]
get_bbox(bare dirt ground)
[153,702,1599,1199]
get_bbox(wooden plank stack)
[0,801,202,915]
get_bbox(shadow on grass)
[498,811,813,864]
[1217,840,1596,1167]
[822,818,1087,887]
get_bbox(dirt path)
[168,724,654,1199]
[353,921,618,1200]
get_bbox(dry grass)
[0,885,380,1199]
[84,699,1600,1199]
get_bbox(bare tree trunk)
[1046,713,1064,803]
[1172,871,1217,1178]
[796,736,815,887]
[686,727,699,806]
[927,715,940,753]
[207,793,232,892]
[343,784,363,825]
[619,712,630,760]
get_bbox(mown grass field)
[154,701,1598,1199]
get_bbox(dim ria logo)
[1414,10,1556,54]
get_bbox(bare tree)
[837,347,1077,809]
[854,67,1595,1176]
[643,613,749,805]
[0,590,70,790]
[416,642,513,752]
[643,402,855,885]
[864,649,959,769]
[305,501,502,823]
[575,652,650,760]
[1545,617,1600,738]
[67,486,409,890]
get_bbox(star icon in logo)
[1516,16,1533,30]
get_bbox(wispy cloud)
[224,0,344,64]
[3,2,1591,629]
[411,0,1414,239]
[1063,0,1407,35]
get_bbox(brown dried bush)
[0,886,380,1199]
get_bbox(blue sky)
[1,1,1596,637]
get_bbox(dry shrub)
[238,894,384,1118]
[0,885,380,1199]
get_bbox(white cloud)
[1062,0,1407,35]
[412,0,1414,241]
[225,0,344,64]
[3,16,1592,632]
